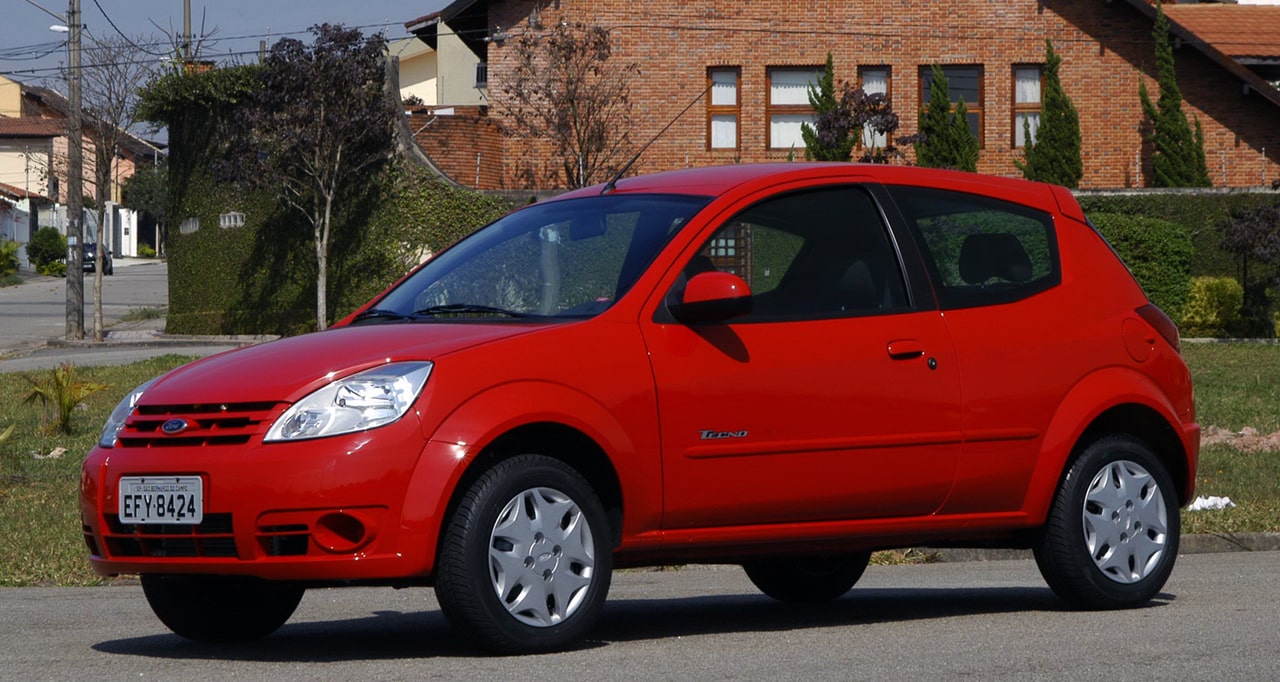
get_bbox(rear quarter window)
[888,185,1060,309]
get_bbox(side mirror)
[673,271,752,323]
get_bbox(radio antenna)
[601,82,715,195]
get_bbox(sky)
[2,0,448,87]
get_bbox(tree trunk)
[315,228,328,332]
[92,206,105,342]
[315,187,335,332]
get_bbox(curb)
[925,532,1280,562]
[46,331,279,348]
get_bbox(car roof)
[551,163,1084,222]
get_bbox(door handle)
[886,339,925,359]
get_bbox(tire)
[1033,434,1180,609]
[140,575,304,642]
[743,552,873,602]
[434,455,612,654]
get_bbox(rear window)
[888,186,1059,309]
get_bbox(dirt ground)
[1200,425,1280,453]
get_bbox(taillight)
[1136,303,1180,353]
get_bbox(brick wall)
[408,106,506,189]
[442,0,1280,190]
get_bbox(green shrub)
[22,364,109,435]
[37,261,66,277]
[1090,212,1193,318]
[138,243,157,258]
[26,226,66,269]
[0,239,19,275]
[1181,276,1243,338]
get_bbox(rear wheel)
[140,575,304,642]
[743,552,873,602]
[1034,434,1180,609]
[434,455,612,654]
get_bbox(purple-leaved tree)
[232,24,396,330]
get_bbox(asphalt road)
[0,260,167,351]
[0,261,252,372]
[2,553,1277,680]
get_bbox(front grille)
[82,524,101,556]
[101,513,238,558]
[258,524,310,556]
[117,402,283,447]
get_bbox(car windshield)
[360,194,710,322]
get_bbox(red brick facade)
[408,106,506,189]
[429,0,1280,190]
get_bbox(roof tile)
[0,116,63,138]
[1165,5,1280,59]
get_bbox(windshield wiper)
[350,308,410,324]
[411,304,533,319]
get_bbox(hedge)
[1089,212,1192,319]
[1077,190,1280,337]
[166,162,512,336]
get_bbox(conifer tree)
[950,99,980,173]
[1015,41,1083,187]
[802,53,855,161]
[916,65,979,172]
[1139,1,1212,187]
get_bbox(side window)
[888,185,1059,309]
[685,186,908,321]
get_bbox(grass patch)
[1183,342,1280,433]
[1181,342,1280,534]
[0,355,197,586]
[120,306,167,322]
[0,345,1276,586]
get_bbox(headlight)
[264,361,433,442]
[99,377,160,448]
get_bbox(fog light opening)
[314,512,370,553]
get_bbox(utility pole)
[66,0,84,340]
[183,0,192,62]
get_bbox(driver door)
[642,184,963,529]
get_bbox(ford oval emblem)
[160,418,190,435]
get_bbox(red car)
[82,163,1198,653]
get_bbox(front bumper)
[80,416,444,582]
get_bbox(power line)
[90,0,168,57]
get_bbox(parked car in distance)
[82,241,112,275]
[82,163,1198,654]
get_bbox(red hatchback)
[82,163,1198,653]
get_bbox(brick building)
[410,0,1280,190]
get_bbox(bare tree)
[78,32,158,340]
[502,22,639,189]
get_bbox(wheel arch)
[447,422,625,549]
[407,379,653,578]
[1075,403,1191,505]
[1026,367,1196,523]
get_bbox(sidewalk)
[0,258,273,373]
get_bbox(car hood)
[141,323,550,405]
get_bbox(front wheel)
[1034,434,1180,609]
[140,575,304,642]
[743,552,873,602]
[434,455,612,654]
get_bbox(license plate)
[118,476,203,524]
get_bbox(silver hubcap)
[488,486,596,627]
[1082,460,1169,584]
